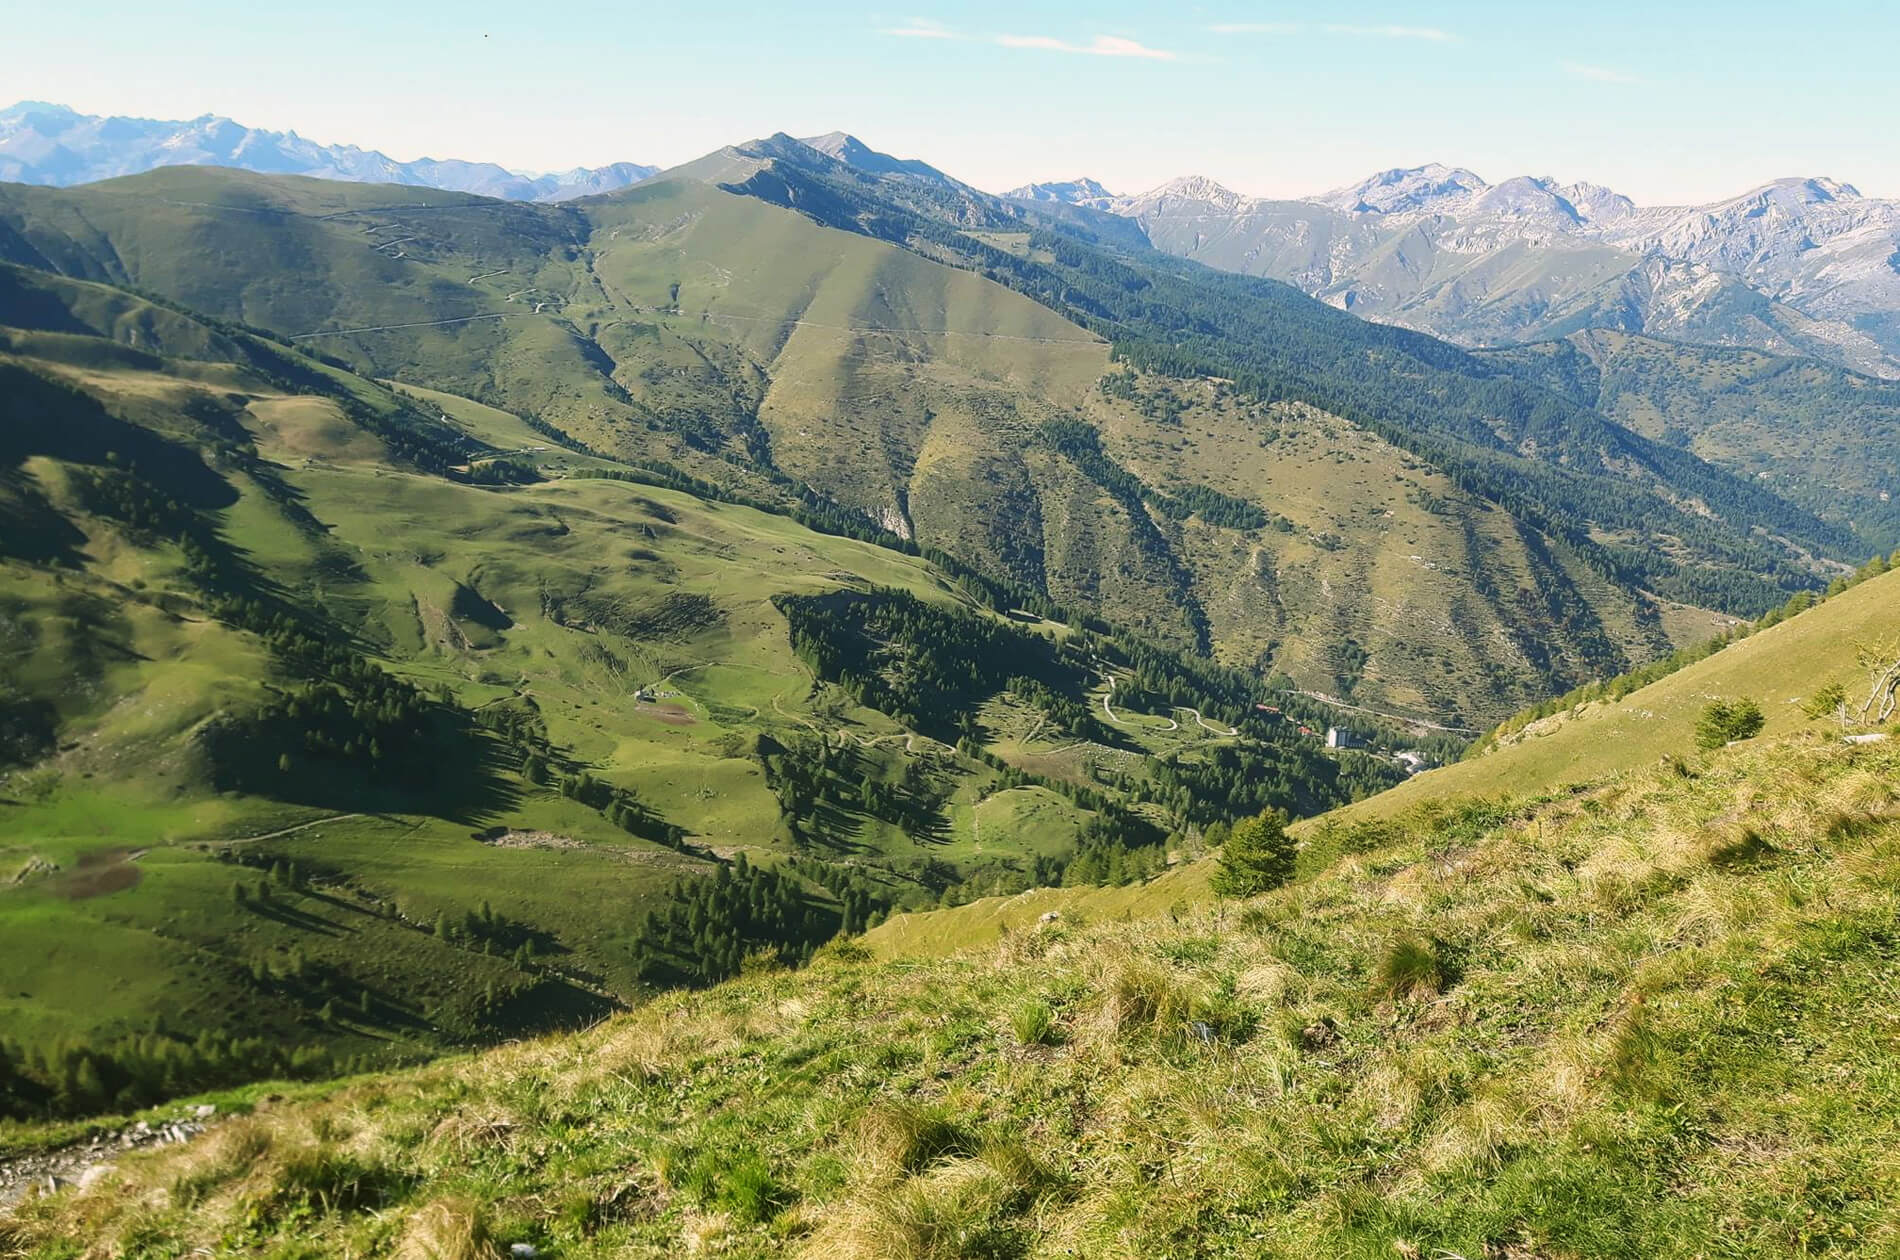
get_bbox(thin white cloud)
[881,17,956,39]
[1208,21,1458,42]
[1563,62,1639,83]
[994,33,1181,60]
[1323,23,1457,41]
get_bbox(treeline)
[548,767,685,847]
[731,155,1849,618]
[1151,482,1273,531]
[1036,418,1209,650]
[198,593,448,788]
[1006,674,1104,743]
[1472,548,1900,754]
[778,586,1427,804]
[756,733,950,844]
[1042,415,1272,532]
[955,741,1166,852]
[788,857,899,935]
[630,857,839,986]
[0,1030,362,1122]
[1098,368,1186,425]
[463,457,541,485]
[1143,741,1403,828]
[777,588,1062,737]
[471,698,686,847]
[61,417,499,797]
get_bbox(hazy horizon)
[12,0,1900,205]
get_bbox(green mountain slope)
[861,556,1900,954]
[0,266,1408,1111]
[8,722,1896,1257]
[1477,329,1900,548]
[1329,563,1900,818]
[0,162,1858,726]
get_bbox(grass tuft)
[852,1103,981,1181]
[396,1196,501,1260]
[1374,935,1448,1000]
[258,1143,411,1221]
[1008,999,1060,1047]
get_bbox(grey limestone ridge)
[1013,165,1900,378]
[0,101,656,202]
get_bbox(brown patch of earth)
[51,849,142,900]
[634,702,695,726]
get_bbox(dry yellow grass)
[6,733,1900,1258]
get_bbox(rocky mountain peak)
[1004,177,1119,208]
[1318,163,1489,215]
[795,131,952,182]
[1127,175,1252,215]
[0,101,654,201]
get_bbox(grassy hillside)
[1324,564,1900,820]
[0,267,1416,1114]
[0,164,1856,725]
[1479,329,1900,548]
[7,728,1897,1256]
[866,551,1900,958]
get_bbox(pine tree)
[1211,809,1296,898]
[1696,698,1766,750]
[71,1056,106,1108]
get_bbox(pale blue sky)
[10,1,1898,202]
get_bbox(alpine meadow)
[3,4,1900,1255]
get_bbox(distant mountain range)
[14,100,1895,376]
[0,101,657,202]
[1009,165,1900,377]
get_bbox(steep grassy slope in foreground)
[7,731,1898,1257]
[1332,564,1900,820]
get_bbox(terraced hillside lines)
[1328,564,1900,818]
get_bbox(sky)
[10,0,1899,203]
